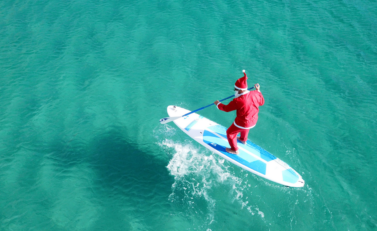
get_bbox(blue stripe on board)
[207,124,228,139]
[185,116,203,131]
[202,130,266,175]
[282,169,299,183]
[207,125,277,162]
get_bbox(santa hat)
[234,70,248,90]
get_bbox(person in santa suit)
[214,70,264,155]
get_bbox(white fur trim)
[234,85,247,90]
[233,121,256,129]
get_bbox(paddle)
[159,86,255,124]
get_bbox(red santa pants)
[226,123,254,151]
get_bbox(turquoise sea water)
[1,0,377,230]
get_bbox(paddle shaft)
[182,86,255,117]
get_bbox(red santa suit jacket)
[217,90,264,129]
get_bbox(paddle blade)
[159,116,181,124]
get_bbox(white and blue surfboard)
[167,105,305,187]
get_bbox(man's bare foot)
[226,148,239,155]
[237,138,246,145]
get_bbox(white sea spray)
[160,139,267,226]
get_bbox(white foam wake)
[159,138,267,225]
[161,139,236,224]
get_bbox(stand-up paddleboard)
[167,105,305,187]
